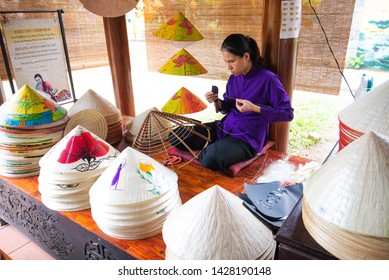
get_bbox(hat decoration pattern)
[136,160,161,195]
[57,127,114,172]
[0,84,67,128]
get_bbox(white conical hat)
[162,185,275,260]
[68,89,121,124]
[302,198,389,259]
[39,125,119,176]
[304,131,389,237]
[89,146,178,206]
[64,109,108,140]
[339,79,389,136]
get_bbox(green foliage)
[346,53,365,69]
[288,94,338,153]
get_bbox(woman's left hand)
[236,98,260,113]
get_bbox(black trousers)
[169,121,257,171]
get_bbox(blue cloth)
[217,65,294,153]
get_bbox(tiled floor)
[0,223,55,260]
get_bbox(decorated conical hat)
[39,125,119,176]
[153,12,204,41]
[68,89,121,123]
[0,84,67,128]
[89,146,178,206]
[304,131,389,238]
[339,79,389,136]
[159,49,207,76]
[162,185,275,260]
[161,87,207,114]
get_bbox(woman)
[171,34,294,171]
[34,73,58,101]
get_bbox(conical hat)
[339,79,389,136]
[162,185,275,260]
[153,12,204,41]
[159,49,207,76]
[39,125,119,175]
[79,0,138,18]
[304,131,389,238]
[89,146,178,206]
[161,87,207,114]
[64,109,108,140]
[68,89,120,123]
[302,198,389,259]
[0,84,67,128]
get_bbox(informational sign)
[280,0,302,39]
[1,18,72,103]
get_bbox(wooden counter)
[0,137,313,260]
[274,198,337,260]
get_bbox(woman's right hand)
[205,91,219,103]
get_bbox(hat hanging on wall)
[80,0,138,18]
[161,87,207,115]
[162,185,276,260]
[159,49,207,76]
[302,130,389,259]
[89,146,181,239]
[338,78,389,150]
[153,11,204,42]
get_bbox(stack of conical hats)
[68,89,123,144]
[338,79,389,150]
[38,125,119,211]
[162,185,276,260]
[302,131,389,259]
[0,85,68,178]
[89,146,181,239]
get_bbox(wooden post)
[103,15,136,117]
[262,0,299,153]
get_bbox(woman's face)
[35,76,43,84]
[221,49,252,76]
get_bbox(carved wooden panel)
[0,183,134,260]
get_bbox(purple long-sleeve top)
[217,65,294,153]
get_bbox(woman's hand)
[205,91,219,103]
[236,98,261,113]
[205,91,222,113]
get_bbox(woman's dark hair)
[221,34,266,68]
